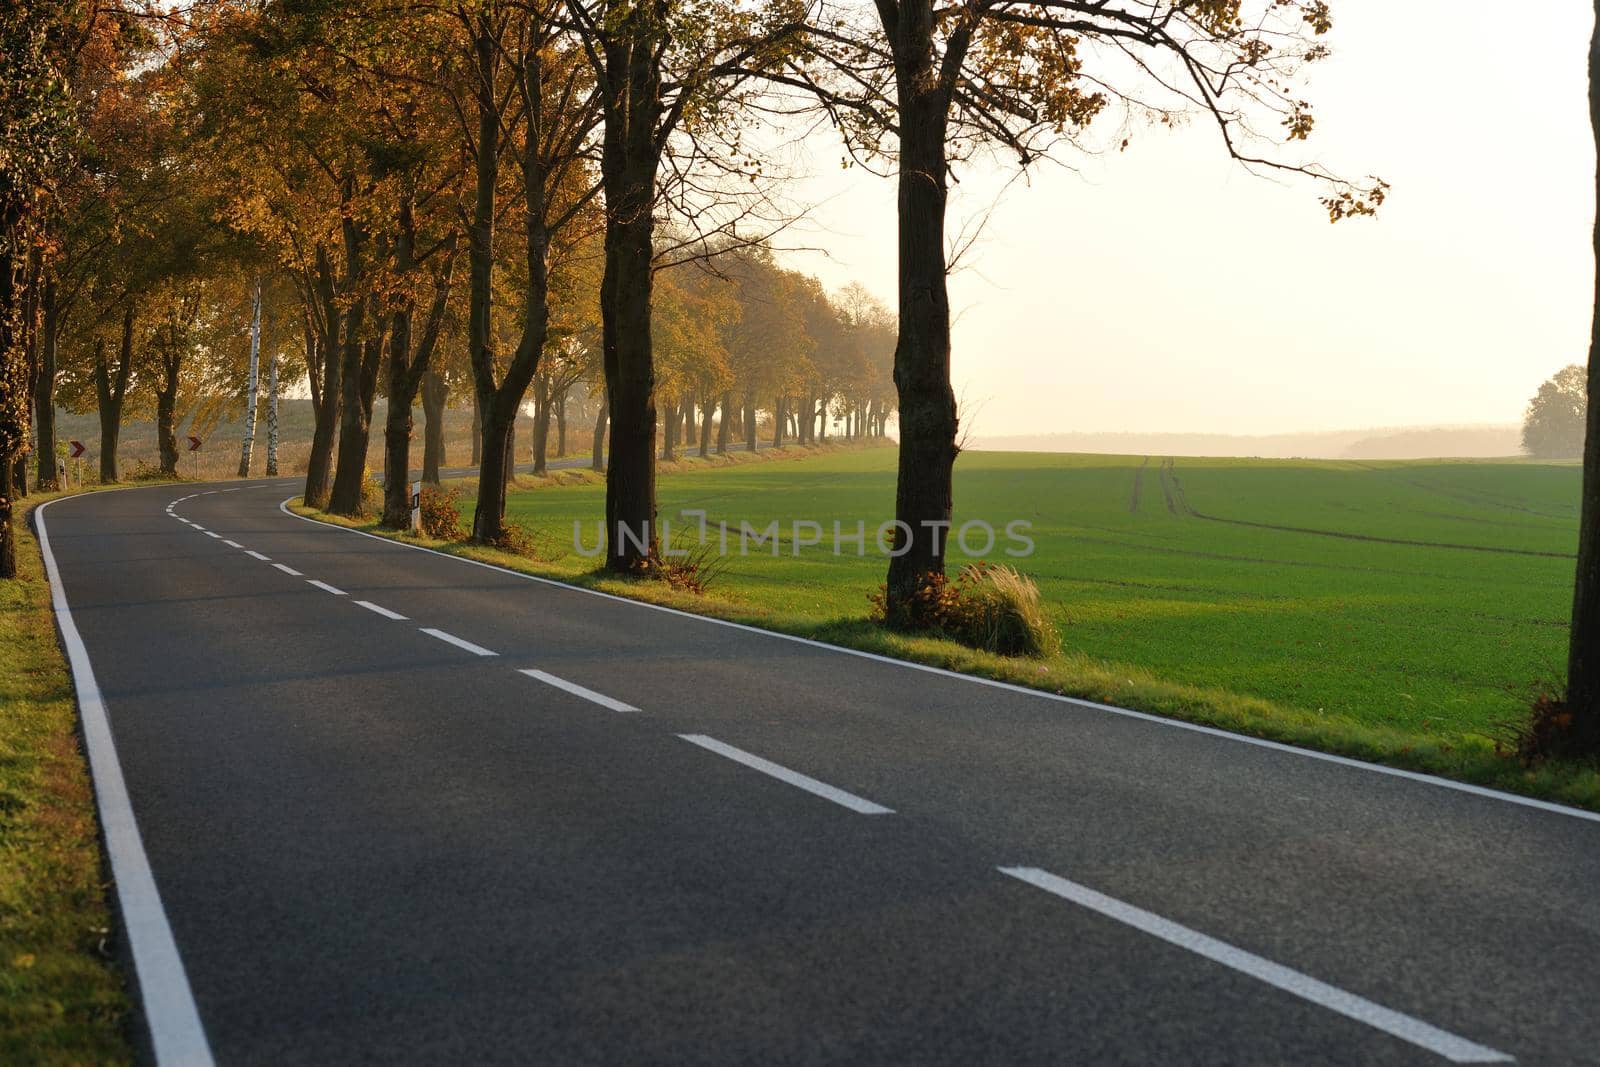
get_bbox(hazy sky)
[777,3,1596,438]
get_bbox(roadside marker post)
[68,441,86,488]
[410,481,422,533]
[187,435,202,479]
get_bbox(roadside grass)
[291,443,1600,812]
[1,492,130,1065]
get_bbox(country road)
[33,478,1600,1065]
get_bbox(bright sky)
[778,2,1596,438]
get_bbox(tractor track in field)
[1159,458,1574,559]
[1129,457,1149,513]
[1346,461,1577,521]
[1155,457,1197,517]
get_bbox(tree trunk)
[304,245,343,509]
[591,384,608,471]
[1567,3,1600,751]
[0,240,23,576]
[884,50,959,613]
[96,306,134,482]
[661,394,678,460]
[772,395,785,448]
[421,369,446,484]
[381,307,416,529]
[156,353,180,476]
[744,395,757,453]
[555,387,568,458]
[717,391,731,454]
[34,276,58,490]
[600,200,658,568]
[532,374,550,475]
[265,352,280,476]
[470,391,482,465]
[698,395,713,457]
[238,278,262,477]
[327,297,380,516]
[474,402,516,539]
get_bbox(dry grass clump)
[874,562,1060,658]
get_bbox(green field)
[466,447,1579,750]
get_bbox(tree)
[445,0,604,542]
[1,0,75,576]
[789,0,1383,616]
[1523,365,1587,459]
[1563,6,1600,754]
[567,0,804,569]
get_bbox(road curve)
[33,478,1600,1065]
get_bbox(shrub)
[127,459,177,482]
[872,562,1060,658]
[358,471,383,517]
[419,485,466,540]
[624,543,724,595]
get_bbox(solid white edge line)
[998,867,1512,1063]
[418,627,498,657]
[275,498,1600,826]
[305,579,345,596]
[33,500,216,1066]
[518,668,639,712]
[272,563,303,577]
[678,734,893,815]
[245,551,271,561]
[354,600,408,621]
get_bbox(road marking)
[355,600,408,621]
[277,499,1600,825]
[677,735,893,814]
[518,668,639,712]
[419,628,498,657]
[272,563,303,576]
[34,500,216,1066]
[997,867,1512,1064]
[245,551,271,561]
[203,531,221,539]
[222,540,242,549]
[306,580,346,596]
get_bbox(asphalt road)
[34,477,1600,1065]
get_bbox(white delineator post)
[264,350,279,476]
[237,278,262,477]
[410,480,422,533]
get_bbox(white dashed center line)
[355,600,408,621]
[419,628,498,657]
[518,669,639,712]
[245,551,271,561]
[204,531,221,539]
[306,580,346,596]
[677,735,893,815]
[272,563,303,576]
[222,540,243,549]
[997,867,1512,1064]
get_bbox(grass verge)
[1,491,131,1065]
[289,487,1600,816]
